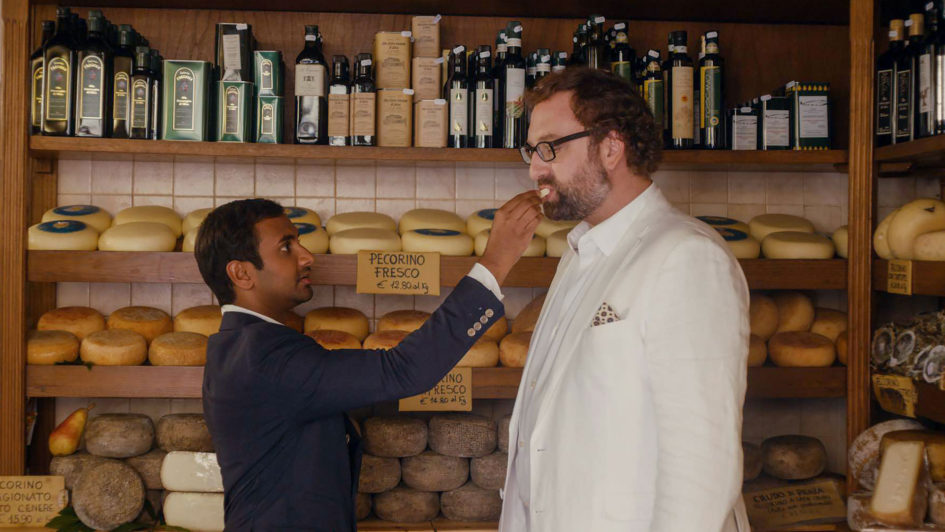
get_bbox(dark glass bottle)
[493,30,507,79]
[472,45,494,149]
[129,46,153,140]
[526,51,537,89]
[917,2,938,138]
[149,50,162,140]
[31,21,55,135]
[878,20,901,146]
[110,24,135,138]
[552,51,568,73]
[492,30,508,146]
[535,48,552,82]
[893,18,914,143]
[586,15,606,69]
[499,22,527,149]
[295,25,328,144]
[661,34,675,145]
[42,7,78,136]
[610,21,634,85]
[569,24,588,66]
[327,55,351,146]
[699,31,724,149]
[666,31,694,149]
[933,1,945,134]
[350,53,376,147]
[75,10,113,137]
[643,50,665,130]
[447,45,469,148]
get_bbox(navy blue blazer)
[202,276,503,531]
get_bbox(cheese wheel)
[163,492,224,532]
[98,222,177,252]
[284,311,304,333]
[307,329,362,350]
[296,222,329,254]
[474,229,546,257]
[356,493,372,521]
[887,198,945,259]
[545,228,571,257]
[181,227,198,252]
[914,230,945,261]
[377,310,430,333]
[81,329,148,366]
[72,460,146,531]
[363,330,409,350]
[107,306,173,343]
[930,484,945,525]
[836,330,848,366]
[441,481,502,522]
[174,305,222,337]
[761,231,835,259]
[874,208,900,260]
[810,308,848,342]
[114,206,183,237]
[482,316,508,342]
[27,329,79,365]
[870,440,929,527]
[359,454,402,493]
[161,451,223,492]
[748,334,767,367]
[761,435,827,480]
[401,450,469,492]
[374,486,440,522]
[305,307,370,340]
[28,220,100,250]
[749,213,815,242]
[848,491,877,531]
[398,208,466,234]
[768,331,836,367]
[832,225,849,259]
[148,332,207,366]
[772,291,814,333]
[329,228,402,254]
[749,294,779,340]
[849,419,926,491]
[512,294,546,333]
[499,332,531,367]
[326,211,397,235]
[157,414,213,453]
[42,204,112,233]
[84,414,155,458]
[181,208,212,235]
[457,338,500,367]
[429,414,497,458]
[402,229,474,256]
[715,228,761,259]
[697,216,750,235]
[881,430,945,482]
[363,417,428,458]
[283,206,321,227]
[743,442,763,481]
[124,449,166,490]
[466,209,496,237]
[535,217,579,239]
[38,306,105,340]
[470,451,507,490]
[50,452,108,490]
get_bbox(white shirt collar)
[566,182,657,258]
[220,304,284,326]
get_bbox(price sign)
[743,477,845,530]
[399,367,472,411]
[872,373,917,418]
[357,251,440,296]
[887,259,913,295]
[0,476,67,528]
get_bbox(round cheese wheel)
[466,209,497,237]
[359,454,402,493]
[761,435,827,480]
[810,308,848,342]
[296,223,329,254]
[326,211,397,235]
[38,306,105,340]
[498,414,511,453]
[761,231,835,259]
[156,414,213,453]
[307,329,362,350]
[181,208,212,236]
[283,206,321,227]
[474,230,545,257]
[363,330,409,350]
[457,339,500,367]
[42,205,112,233]
[836,330,848,366]
[181,228,198,252]
[470,451,507,490]
[50,452,108,490]
[374,486,439,522]
[429,414,497,458]
[124,449,166,490]
[874,208,900,260]
[356,493,372,521]
[114,206,182,237]
[500,332,531,367]
[27,329,79,365]
[378,310,430,333]
[743,442,763,481]
[772,291,814,333]
[536,217,579,239]
[363,417,428,458]
[81,329,148,366]
[402,229,474,256]
[750,294,779,340]
[697,216,750,235]
[768,331,836,367]
[72,460,146,530]
[914,230,945,261]
[482,316,508,342]
[512,294,546,333]
[401,450,469,492]
[98,222,177,252]
[304,307,370,340]
[887,198,945,259]
[108,306,173,343]
[284,312,304,333]
[28,220,99,250]
[749,214,815,242]
[84,414,155,458]
[329,228,402,254]
[440,481,502,522]
[832,225,849,259]
[715,228,761,259]
[148,332,207,366]
[849,419,925,490]
[398,208,466,234]
[174,305,222,337]
[748,334,767,367]
[545,228,571,257]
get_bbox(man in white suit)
[499,68,751,531]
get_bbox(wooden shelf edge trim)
[871,259,945,296]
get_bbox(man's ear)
[599,130,626,172]
[226,260,255,292]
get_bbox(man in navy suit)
[194,195,540,531]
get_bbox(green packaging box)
[256,95,284,143]
[217,80,254,142]
[162,60,212,141]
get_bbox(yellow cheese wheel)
[174,306,222,337]
[148,332,207,366]
[107,306,173,343]
[749,214,815,242]
[114,206,183,237]
[98,222,177,252]
[836,330,848,366]
[887,198,945,259]
[512,294,546,333]
[329,228,402,254]
[181,208,212,235]
[715,228,761,259]
[398,209,465,234]
[283,206,321,227]
[326,212,397,235]
[363,330,409,350]
[482,316,508,343]
[761,231,835,259]
[768,331,836,367]
[748,334,767,367]
[27,330,80,365]
[832,225,849,259]
[914,230,945,261]
[457,339,500,368]
[181,228,198,253]
[545,228,571,258]
[466,209,497,237]
[296,223,329,254]
[38,307,106,340]
[304,307,370,341]
[750,294,780,340]
[474,230,545,257]
[42,205,112,233]
[697,216,750,235]
[499,332,531,367]
[810,308,848,342]
[535,217,579,239]
[378,310,430,333]
[28,220,99,251]
[772,292,815,333]
[80,329,148,366]
[306,329,362,350]
[402,229,474,256]
[874,208,900,260]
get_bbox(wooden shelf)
[872,259,945,297]
[875,134,945,170]
[739,259,847,290]
[26,365,843,399]
[29,136,846,172]
[873,377,945,427]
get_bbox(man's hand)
[479,191,543,285]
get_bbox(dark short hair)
[525,67,662,177]
[194,198,285,305]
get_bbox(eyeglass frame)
[519,129,598,165]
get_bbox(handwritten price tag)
[0,476,67,528]
[399,367,472,412]
[357,251,440,296]
[887,259,913,295]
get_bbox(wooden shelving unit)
[875,134,945,169]
[872,259,945,297]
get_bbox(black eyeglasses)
[520,130,594,164]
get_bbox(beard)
[539,150,611,221]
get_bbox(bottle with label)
[666,31,694,149]
[699,31,724,149]
[729,105,759,150]
[526,51,537,89]
[552,51,568,73]
[110,24,135,138]
[30,20,55,135]
[295,25,328,144]
[569,24,588,66]
[499,22,527,149]
[535,48,552,83]
[492,30,508,146]
[129,46,152,140]
[472,45,494,149]
[42,7,78,136]
[892,18,914,143]
[877,21,901,146]
[661,34,675,146]
[75,10,113,137]
[350,53,376,147]
[932,1,945,135]
[149,49,162,140]
[328,55,351,146]
[610,21,634,85]
[447,45,469,148]
[585,15,606,69]
[914,4,935,138]
[493,30,508,79]
[642,50,664,128]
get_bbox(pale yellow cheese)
[761,231,835,259]
[772,291,814,333]
[160,451,223,493]
[749,293,779,340]
[28,220,99,250]
[535,217,579,239]
[98,222,177,252]
[832,225,849,259]
[874,208,900,260]
[181,228,198,252]
[80,329,148,366]
[163,492,224,532]
[398,208,465,234]
[296,223,329,254]
[329,228,402,254]
[114,206,183,237]
[326,211,396,235]
[402,229,474,256]
[466,209,497,237]
[714,228,761,259]
[42,205,112,233]
[886,198,945,259]
[181,208,212,235]
[696,216,750,235]
[749,213,815,242]
[870,440,928,528]
[283,206,321,227]
[810,308,848,342]
[914,230,945,261]
[474,229,545,257]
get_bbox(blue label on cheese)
[697,216,741,226]
[476,209,497,220]
[54,205,100,216]
[415,229,461,236]
[284,207,309,219]
[38,220,88,233]
[295,222,318,235]
[716,228,749,241]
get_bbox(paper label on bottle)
[296,64,326,97]
[671,65,693,140]
[113,71,130,120]
[131,78,149,128]
[475,88,493,136]
[352,92,376,136]
[799,95,829,139]
[221,85,242,135]
[505,68,526,119]
[876,68,893,135]
[223,33,242,71]
[261,59,274,91]
[733,115,758,150]
[763,109,790,147]
[261,102,276,135]
[701,65,722,129]
[32,63,44,127]
[44,56,70,121]
[896,69,913,137]
[173,67,196,131]
[328,93,350,137]
[450,87,468,136]
[644,79,664,127]
[920,54,932,114]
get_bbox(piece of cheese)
[363,416,428,458]
[474,229,545,257]
[874,208,901,260]
[84,414,155,458]
[470,451,508,490]
[42,204,113,233]
[761,434,827,480]
[429,414,497,458]
[887,198,945,259]
[535,217,579,239]
[98,222,177,252]
[836,330,849,366]
[362,330,408,350]
[772,291,815,333]
[157,414,213,453]
[849,419,926,490]
[810,308,848,342]
[108,306,173,343]
[512,294,545,333]
[457,338,500,367]
[148,332,207,366]
[768,331,836,367]
[181,228,198,252]
[466,208,497,237]
[761,231,835,259]
[398,208,466,234]
[283,206,321,227]
[295,222,329,254]
[160,451,224,492]
[402,229,474,255]
[72,460,145,530]
[114,206,183,237]
[359,454,402,493]
[697,215,751,235]
[27,329,79,365]
[545,228,571,257]
[401,450,468,492]
[38,306,105,340]
[914,229,945,261]
[329,228,402,254]
[373,486,440,522]
[750,293,779,340]
[832,225,849,259]
[326,211,397,235]
[163,492,225,532]
[181,208,212,235]
[305,307,370,340]
[749,213,815,242]
[743,441,763,481]
[29,220,99,250]
[500,332,531,367]
[174,305,222,337]
[441,481,502,522]
[881,430,945,482]
[714,228,761,259]
[306,329,362,350]
[748,334,767,367]
[377,310,430,333]
[870,440,928,528]
[80,329,148,366]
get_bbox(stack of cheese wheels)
[99,222,177,251]
[874,198,945,260]
[42,205,113,233]
[545,228,571,257]
[402,229,474,255]
[398,209,466,234]
[329,227,402,254]
[535,217,579,239]
[474,230,546,257]
[295,223,329,254]
[174,306,222,337]
[750,292,848,368]
[114,206,183,237]
[181,208,212,253]
[749,213,836,259]
[107,306,173,343]
[466,209,497,237]
[283,206,321,227]
[832,225,849,259]
[29,219,101,250]
[161,451,225,531]
[326,212,397,235]
[377,310,430,333]
[305,307,370,341]
[307,329,362,350]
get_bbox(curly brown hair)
[525,67,662,177]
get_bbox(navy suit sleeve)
[253,276,504,421]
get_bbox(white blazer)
[500,188,751,532]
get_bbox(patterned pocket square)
[592,302,620,326]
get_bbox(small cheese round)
[512,294,546,333]
[42,205,112,233]
[440,481,502,522]
[181,228,198,252]
[743,442,763,481]
[748,334,767,367]
[399,208,466,234]
[72,460,146,530]
[284,312,304,333]
[832,225,849,259]
[107,306,173,343]
[715,228,761,259]
[887,198,945,259]
[84,414,155,458]
[761,435,827,480]
[466,209,497,237]
[156,414,213,453]
[810,308,848,342]
[429,414,497,458]
[326,211,397,235]
[38,306,106,340]
[50,452,108,490]
[174,305,222,337]
[29,220,100,250]
[500,332,531,367]
[148,332,207,366]
[874,208,900,260]
[98,222,177,252]
[307,329,362,350]
[402,229,474,256]
[181,208,212,235]
[124,449,166,490]
[470,451,507,490]
[374,486,440,522]
[363,330,409,350]
[401,450,469,492]
[768,332,836,367]
[296,223,329,254]
[761,231,835,259]
[27,329,80,365]
[283,206,321,227]
[359,454,402,493]
[914,230,945,261]
[749,213,815,242]
[81,329,148,366]
[377,310,430,333]
[697,216,750,235]
[474,229,545,257]
[545,228,571,257]
[329,228,402,254]
[536,217,579,239]
[457,339,500,367]
[305,307,370,341]
[114,206,183,237]
[482,316,509,342]
[835,330,849,366]
[363,416,428,458]
[772,292,814,333]
[749,294,779,340]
